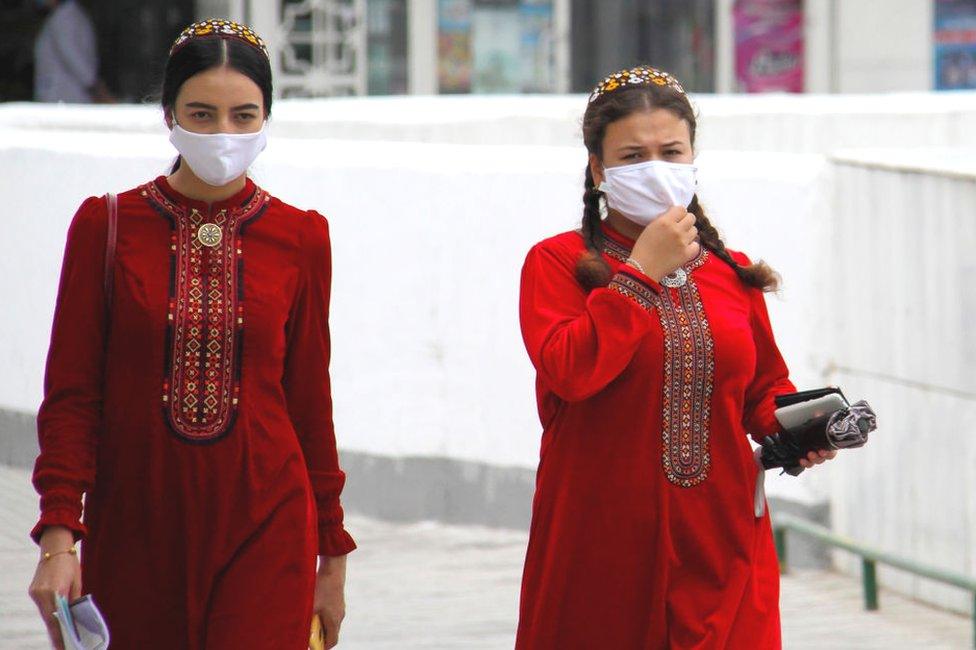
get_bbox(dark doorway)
[571,0,715,93]
[0,0,195,103]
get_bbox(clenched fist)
[628,206,700,282]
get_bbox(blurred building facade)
[191,0,972,97]
[0,0,975,100]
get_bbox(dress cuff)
[608,269,660,312]
[31,508,87,545]
[318,523,357,556]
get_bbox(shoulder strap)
[103,193,117,318]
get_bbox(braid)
[575,165,614,290]
[690,196,780,292]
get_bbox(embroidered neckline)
[596,230,715,488]
[142,179,270,443]
[657,275,714,487]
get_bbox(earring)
[598,195,608,219]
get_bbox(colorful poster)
[935,0,976,90]
[733,0,804,93]
[438,0,473,93]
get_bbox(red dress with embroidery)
[31,177,356,649]
[516,224,794,649]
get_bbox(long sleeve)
[519,241,661,403]
[739,255,796,441]
[31,197,107,544]
[282,211,356,557]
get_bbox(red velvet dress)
[31,176,356,649]
[516,224,794,649]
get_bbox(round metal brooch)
[661,268,688,288]
[197,223,223,248]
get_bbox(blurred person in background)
[26,18,354,649]
[516,66,835,649]
[33,0,113,103]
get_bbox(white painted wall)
[3,95,975,612]
[6,91,976,152]
[822,150,976,614]
[0,123,826,471]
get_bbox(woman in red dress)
[515,67,835,649]
[28,20,355,650]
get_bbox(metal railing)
[773,513,976,648]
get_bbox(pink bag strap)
[103,193,118,318]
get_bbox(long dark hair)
[161,35,273,173]
[577,75,780,293]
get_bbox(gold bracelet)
[41,547,77,562]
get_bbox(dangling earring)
[598,194,608,219]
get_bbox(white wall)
[0,123,826,472]
[3,95,976,612]
[6,91,976,153]
[822,150,976,613]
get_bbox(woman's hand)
[798,449,838,468]
[313,554,347,649]
[28,526,81,650]
[628,206,700,282]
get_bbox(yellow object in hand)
[309,614,325,650]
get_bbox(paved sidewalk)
[1,465,970,649]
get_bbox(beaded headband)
[169,19,270,61]
[589,66,686,103]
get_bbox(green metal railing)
[773,513,976,648]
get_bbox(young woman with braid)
[516,66,835,649]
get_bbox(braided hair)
[576,69,780,293]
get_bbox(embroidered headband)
[589,66,686,103]
[169,18,270,61]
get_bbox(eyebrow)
[616,141,686,153]
[183,101,261,111]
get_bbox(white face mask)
[168,122,267,187]
[599,160,697,226]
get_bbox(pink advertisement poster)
[734,0,804,93]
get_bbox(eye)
[624,152,643,160]
[190,111,211,120]
[236,112,257,121]
[664,149,682,157]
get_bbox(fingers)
[29,590,64,650]
[48,620,66,650]
[677,212,698,244]
[322,616,341,649]
[29,553,79,650]
[798,449,835,468]
[69,570,82,601]
[661,205,688,221]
